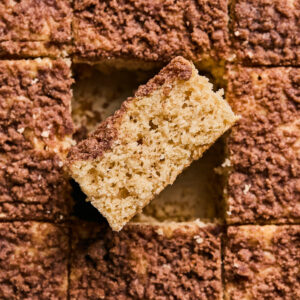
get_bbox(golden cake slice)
[67,56,237,231]
[71,65,225,224]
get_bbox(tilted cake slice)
[67,56,237,231]
[71,65,226,223]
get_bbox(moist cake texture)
[73,0,230,67]
[70,221,222,300]
[0,221,69,299]
[224,225,300,300]
[68,57,237,231]
[0,58,74,221]
[231,0,300,66]
[224,66,300,224]
[0,0,72,58]
[140,141,225,222]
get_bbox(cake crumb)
[194,235,203,244]
[243,184,251,194]
[41,130,50,138]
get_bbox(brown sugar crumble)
[70,221,223,300]
[0,1,299,299]
[224,66,300,224]
[224,225,300,300]
[73,0,230,66]
[0,221,69,300]
[0,59,74,221]
[0,0,72,58]
[231,0,300,66]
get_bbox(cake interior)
[71,64,228,225]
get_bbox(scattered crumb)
[155,228,164,236]
[31,78,39,85]
[221,158,231,168]
[243,184,251,194]
[41,130,50,138]
[194,235,203,244]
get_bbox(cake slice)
[72,66,225,224]
[70,220,223,299]
[67,56,237,231]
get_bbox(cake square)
[230,0,300,65]
[73,0,230,67]
[0,221,69,299]
[70,221,223,299]
[0,58,74,221]
[224,225,300,300]
[0,0,72,58]
[224,66,300,224]
[67,57,236,231]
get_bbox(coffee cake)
[0,58,74,221]
[68,57,236,231]
[0,221,69,299]
[70,220,222,300]
[73,0,230,68]
[0,0,72,58]
[224,225,300,300]
[0,2,298,297]
[230,0,300,65]
[224,66,300,224]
